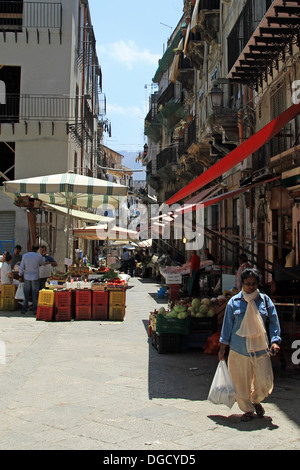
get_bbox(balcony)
[0,1,62,40]
[227,0,300,89]
[176,52,194,91]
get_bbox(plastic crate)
[190,315,217,332]
[54,290,72,308]
[109,290,126,306]
[54,307,72,322]
[36,306,54,321]
[181,332,212,350]
[1,284,17,299]
[108,304,125,321]
[0,297,19,311]
[92,304,108,320]
[38,289,55,307]
[155,332,183,354]
[156,314,190,335]
[75,290,92,306]
[92,290,108,306]
[169,284,181,301]
[75,305,91,320]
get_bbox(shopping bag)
[208,360,236,409]
[15,283,25,301]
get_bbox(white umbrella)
[73,225,139,241]
[3,172,128,258]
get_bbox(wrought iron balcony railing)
[0,94,98,130]
[0,1,62,31]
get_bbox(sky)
[88,0,184,158]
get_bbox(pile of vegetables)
[188,298,216,318]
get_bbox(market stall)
[32,266,129,322]
[159,260,221,300]
[149,288,238,354]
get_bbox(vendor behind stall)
[189,250,201,297]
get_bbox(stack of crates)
[108,289,126,321]
[36,289,55,321]
[92,290,108,320]
[0,284,18,311]
[75,289,92,320]
[54,290,73,321]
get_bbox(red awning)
[175,183,221,214]
[166,103,300,206]
[178,176,280,214]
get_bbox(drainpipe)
[80,3,87,175]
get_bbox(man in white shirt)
[19,245,45,316]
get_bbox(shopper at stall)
[235,254,251,291]
[39,245,58,289]
[18,245,45,316]
[188,250,201,297]
[1,253,19,286]
[11,245,22,269]
[218,267,281,421]
[122,249,130,274]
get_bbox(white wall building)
[0,0,105,264]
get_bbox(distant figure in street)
[19,245,45,316]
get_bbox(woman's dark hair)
[5,253,12,262]
[241,267,261,284]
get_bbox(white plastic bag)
[208,360,236,409]
[15,283,25,301]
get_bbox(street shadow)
[208,414,279,431]
[143,319,300,429]
[143,319,218,401]
[148,292,169,304]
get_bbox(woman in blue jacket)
[219,268,281,421]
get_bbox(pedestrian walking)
[18,245,45,316]
[218,267,281,421]
[39,245,57,289]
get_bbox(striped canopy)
[73,225,139,241]
[3,172,128,209]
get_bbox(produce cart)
[149,293,230,354]
[36,267,128,322]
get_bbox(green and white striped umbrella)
[3,172,128,209]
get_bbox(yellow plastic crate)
[1,297,19,311]
[108,305,125,321]
[38,289,55,307]
[109,290,126,306]
[1,284,17,299]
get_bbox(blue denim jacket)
[219,291,281,357]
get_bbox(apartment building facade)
[144,0,300,290]
[0,0,108,263]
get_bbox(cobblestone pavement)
[0,277,300,451]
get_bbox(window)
[0,66,21,123]
[0,0,23,32]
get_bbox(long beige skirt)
[228,349,274,413]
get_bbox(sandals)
[253,403,265,418]
[241,412,254,421]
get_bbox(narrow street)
[0,277,300,451]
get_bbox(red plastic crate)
[92,290,108,306]
[75,290,92,306]
[55,307,72,322]
[36,306,54,322]
[55,290,72,308]
[75,305,91,320]
[92,304,108,320]
[169,284,181,301]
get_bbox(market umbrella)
[3,172,128,258]
[73,225,139,241]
